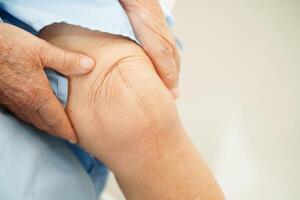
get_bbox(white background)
[103,0,300,199]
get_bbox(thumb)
[36,90,78,143]
[40,41,95,76]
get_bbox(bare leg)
[39,23,224,200]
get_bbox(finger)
[7,106,52,135]
[23,111,53,134]
[121,0,181,98]
[142,33,180,99]
[30,115,53,134]
[36,91,78,143]
[40,41,95,76]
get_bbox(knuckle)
[160,33,176,56]
[156,43,174,58]
[154,39,180,74]
[45,113,61,128]
[37,41,49,66]
[22,87,42,109]
[22,85,50,111]
[39,42,61,67]
[164,69,177,83]
[3,86,41,111]
[59,50,69,68]
[153,39,177,63]
[51,47,72,72]
[37,96,63,128]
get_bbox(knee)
[68,50,180,162]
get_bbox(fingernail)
[80,57,94,70]
[170,87,180,99]
[68,139,77,144]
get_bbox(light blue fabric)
[0,7,108,200]
[0,108,98,200]
[0,0,173,40]
[0,0,137,40]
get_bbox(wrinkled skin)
[120,0,181,93]
[39,23,224,200]
[39,23,178,168]
[0,23,95,142]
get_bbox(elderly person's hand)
[120,0,180,98]
[0,23,95,143]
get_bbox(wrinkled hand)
[0,23,95,143]
[120,0,180,98]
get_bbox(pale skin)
[39,23,224,200]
